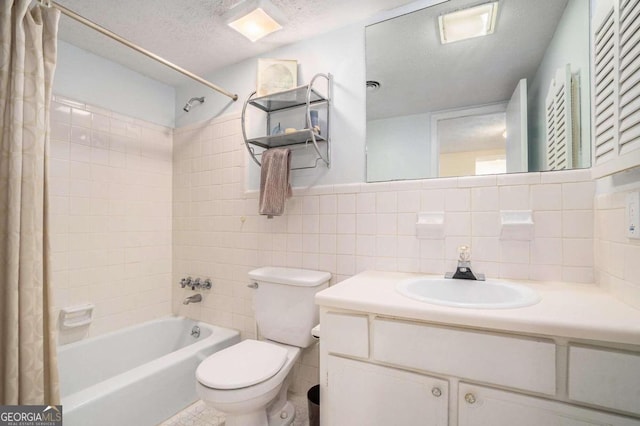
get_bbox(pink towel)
[259,148,292,217]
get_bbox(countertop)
[315,271,640,346]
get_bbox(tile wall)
[172,112,597,394]
[595,187,640,310]
[49,96,173,342]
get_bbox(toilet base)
[225,409,268,426]
[216,399,295,426]
[267,400,295,426]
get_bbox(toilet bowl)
[196,340,301,426]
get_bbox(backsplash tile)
[595,180,640,310]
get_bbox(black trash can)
[307,384,320,426]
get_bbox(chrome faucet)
[179,276,212,290]
[183,294,202,305]
[445,245,485,281]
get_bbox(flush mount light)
[226,0,283,42]
[438,2,499,44]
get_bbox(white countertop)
[315,271,640,346]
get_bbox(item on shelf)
[257,58,297,97]
[271,122,283,135]
[285,128,297,134]
[310,110,320,134]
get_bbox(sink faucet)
[445,245,485,281]
[183,294,202,305]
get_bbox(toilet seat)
[197,340,288,389]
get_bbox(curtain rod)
[38,0,238,101]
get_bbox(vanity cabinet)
[319,311,640,426]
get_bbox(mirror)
[366,0,591,182]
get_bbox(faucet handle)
[458,245,471,261]
[180,277,192,288]
[192,277,201,290]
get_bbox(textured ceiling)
[55,0,417,86]
[366,0,572,120]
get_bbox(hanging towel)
[259,148,292,217]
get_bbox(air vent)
[366,80,381,91]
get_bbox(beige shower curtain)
[0,0,60,405]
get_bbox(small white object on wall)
[500,210,534,241]
[627,192,640,239]
[59,303,95,330]
[416,212,445,239]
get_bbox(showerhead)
[183,96,205,112]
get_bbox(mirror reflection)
[366,0,591,182]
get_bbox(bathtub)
[58,316,240,426]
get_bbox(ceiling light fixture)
[226,0,283,42]
[438,2,499,44]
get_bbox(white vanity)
[316,271,640,425]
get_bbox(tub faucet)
[183,294,202,305]
[445,245,485,281]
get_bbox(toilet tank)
[249,267,331,348]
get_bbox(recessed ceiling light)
[226,0,283,42]
[438,2,499,44]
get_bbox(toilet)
[196,267,331,426]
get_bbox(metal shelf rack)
[242,73,332,170]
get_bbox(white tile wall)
[172,114,598,395]
[595,190,640,310]
[49,96,173,342]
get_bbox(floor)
[159,393,310,426]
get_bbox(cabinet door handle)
[431,387,442,397]
[464,393,476,404]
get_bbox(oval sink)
[395,277,540,309]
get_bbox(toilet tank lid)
[249,267,331,287]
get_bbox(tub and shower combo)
[58,316,240,426]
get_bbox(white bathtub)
[58,316,240,426]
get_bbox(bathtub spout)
[183,294,202,305]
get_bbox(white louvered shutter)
[593,5,618,165]
[618,0,640,155]
[545,66,575,171]
[545,83,557,170]
[553,65,573,170]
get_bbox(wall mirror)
[365,0,591,182]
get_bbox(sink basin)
[395,277,540,309]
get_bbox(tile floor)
[159,393,310,426]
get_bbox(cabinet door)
[326,355,448,426]
[458,383,640,426]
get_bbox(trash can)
[307,384,320,426]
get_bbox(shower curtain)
[0,0,60,404]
